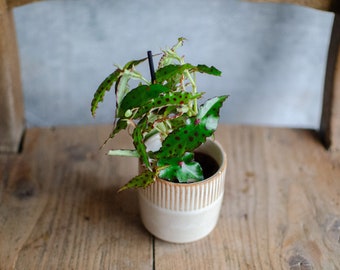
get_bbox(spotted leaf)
[118,84,171,118]
[155,64,221,84]
[101,119,128,147]
[132,117,150,169]
[154,95,228,158]
[155,64,194,83]
[132,92,202,119]
[91,69,121,117]
[118,171,156,192]
[123,56,148,70]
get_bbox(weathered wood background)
[245,0,339,12]
[0,0,339,268]
[0,125,339,269]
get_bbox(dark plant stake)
[147,50,156,83]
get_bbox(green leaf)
[158,152,203,182]
[132,91,203,119]
[196,65,222,76]
[115,69,151,113]
[107,149,139,157]
[123,53,161,70]
[154,95,228,158]
[91,69,121,117]
[118,171,156,192]
[100,119,128,147]
[115,73,130,111]
[118,84,171,118]
[158,38,185,68]
[197,95,228,127]
[110,118,128,137]
[132,117,150,169]
[123,56,148,70]
[92,57,151,118]
[154,123,201,158]
[155,64,221,84]
[155,64,194,83]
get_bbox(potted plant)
[91,37,228,243]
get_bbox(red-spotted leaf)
[154,95,228,158]
[118,170,156,192]
[91,69,121,116]
[118,84,171,118]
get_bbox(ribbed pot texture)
[138,139,227,243]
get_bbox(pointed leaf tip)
[91,69,121,117]
[117,171,156,192]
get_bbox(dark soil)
[194,152,219,179]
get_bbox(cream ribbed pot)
[138,139,227,243]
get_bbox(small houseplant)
[91,38,228,243]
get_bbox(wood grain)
[1,124,339,269]
[0,126,153,269]
[320,14,340,152]
[0,0,25,153]
[154,125,340,269]
[1,0,339,266]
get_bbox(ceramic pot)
[138,139,227,243]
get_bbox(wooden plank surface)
[7,0,42,8]
[320,14,340,153]
[0,124,339,269]
[155,126,340,269]
[0,0,25,153]
[0,125,152,269]
[244,0,339,12]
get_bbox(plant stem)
[184,70,197,114]
[177,55,198,115]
